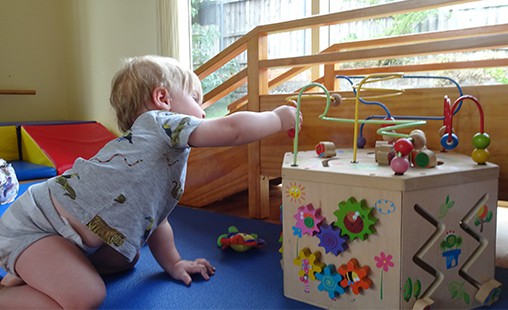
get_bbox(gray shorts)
[0,182,92,276]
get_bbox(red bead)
[288,128,296,138]
[381,117,395,128]
[394,138,413,156]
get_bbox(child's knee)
[60,279,106,309]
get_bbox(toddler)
[0,55,301,309]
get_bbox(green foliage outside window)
[191,0,241,117]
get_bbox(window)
[192,0,508,116]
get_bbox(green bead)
[472,132,490,149]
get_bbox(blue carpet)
[100,205,314,309]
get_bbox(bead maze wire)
[337,75,465,148]
[288,73,428,166]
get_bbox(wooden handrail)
[334,58,508,76]
[195,36,251,79]
[325,23,508,52]
[261,33,508,69]
[202,69,247,109]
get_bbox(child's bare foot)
[0,273,25,287]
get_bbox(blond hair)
[110,55,203,132]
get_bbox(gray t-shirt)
[48,111,203,261]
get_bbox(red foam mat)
[22,122,117,175]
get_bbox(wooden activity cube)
[282,149,500,309]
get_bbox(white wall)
[0,0,159,132]
[67,0,159,132]
[0,0,71,121]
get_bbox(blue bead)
[440,133,459,150]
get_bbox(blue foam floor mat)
[100,205,313,309]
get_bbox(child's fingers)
[195,258,215,275]
[187,263,211,280]
[180,273,192,286]
[180,259,214,282]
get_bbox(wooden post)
[310,0,321,82]
[247,34,269,219]
[323,63,336,91]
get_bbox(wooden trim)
[0,89,36,95]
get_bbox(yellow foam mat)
[20,127,54,167]
[0,126,19,161]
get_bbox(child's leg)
[0,235,106,309]
[0,273,24,286]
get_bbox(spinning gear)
[294,203,324,236]
[316,223,349,256]
[333,197,377,241]
[316,264,346,299]
[338,258,373,295]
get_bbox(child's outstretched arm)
[188,105,301,147]
[147,219,215,285]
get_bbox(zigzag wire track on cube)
[413,203,445,299]
[458,193,490,288]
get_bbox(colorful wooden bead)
[316,141,336,158]
[440,133,459,150]
[472,132,491,149]
[390,156,410,175]
[472,148,490,164]
[394,138,413,156]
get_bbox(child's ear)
[152,87,171,110]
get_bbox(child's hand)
[273,105,302,132]
[169,258,215,286]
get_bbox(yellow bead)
[472,148,490,164]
